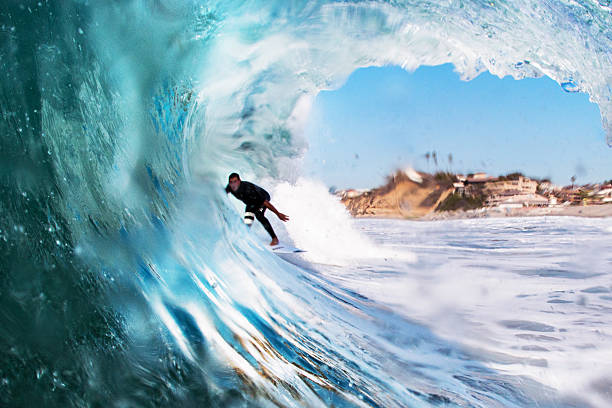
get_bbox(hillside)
[339,170,454,218]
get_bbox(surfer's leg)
[244,205,256,227]
[255,207,278,242]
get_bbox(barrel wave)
[1,1,611,407]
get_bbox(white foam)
[273,178,415,265]
[329,217,612,407]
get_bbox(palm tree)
[432,151,438,167]
[570,175,576,189]
[425,152,431,168]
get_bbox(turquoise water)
[1,1,612,406]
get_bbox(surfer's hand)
[277,213,289,222]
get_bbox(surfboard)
[271,244,306,254]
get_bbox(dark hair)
[228,172,240,180]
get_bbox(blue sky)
[303,64,611,189]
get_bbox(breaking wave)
[1,0,611,406]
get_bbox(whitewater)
[308,215,612,408]
[1,0,612,407]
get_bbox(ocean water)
[272,180,612,407]
[2,0,612,407]
[335,216,612,407]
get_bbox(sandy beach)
[419,203,612,221]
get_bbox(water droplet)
[36,368,46,379]
[561,80,580,93]
[78,28,84,35]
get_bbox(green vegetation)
[497,172,525,181]
[497,172,551,183]
[432,171,456,187]
[436,192,485,212]
[577,189,590,200]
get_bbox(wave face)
[1,1,611,406]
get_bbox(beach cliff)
[337,170,454,218]
[338,170,612,219]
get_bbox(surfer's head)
[228,173,241,192]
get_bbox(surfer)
[225,173,289,245]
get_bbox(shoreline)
[351,204,612,221]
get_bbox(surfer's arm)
[263,201,289,222]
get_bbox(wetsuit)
[225,181,277,239]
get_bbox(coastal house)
[484,176,537,196]
[595,188,612,203]
[452,182,465,195]
[484,176,541,207]
[494,193,549,208]
[538,181,556,194]
[463,173,497,197]
[470,172,491,181]
[403,167,423,183]
[556,188,580,204]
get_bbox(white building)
[596,188,612,203]
[495,193,549,208]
